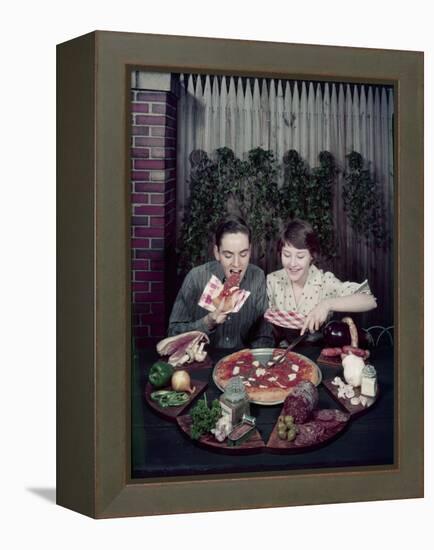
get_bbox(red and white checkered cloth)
[264,308,306,329]
[198,275,250,313]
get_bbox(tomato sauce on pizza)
[214,349,320,404]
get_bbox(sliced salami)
[283,381,318,423]
[313,409,336,421]
[294,422,326,446]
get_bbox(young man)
[168,217,273,349]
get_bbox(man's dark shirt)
[168,261,273,349]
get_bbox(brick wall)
[131,87,178,349]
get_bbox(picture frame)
[57,31,423,518]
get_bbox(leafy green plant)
[280,150,338,259]
[178,147,386,273]
[190,396,222,440]
[343,151,388,248]
[280,149,310,220]
[235,148,281,260]
[178,147,281,272]
[178,150,220,271]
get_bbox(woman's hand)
[301,300,331,335]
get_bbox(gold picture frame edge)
[56,30,424,519]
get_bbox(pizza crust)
[214,349,319,404]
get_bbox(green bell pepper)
[148,361,174,388]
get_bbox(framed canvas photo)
[57,31,423,518]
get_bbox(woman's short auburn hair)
[278,219,320,261]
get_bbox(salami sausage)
[293,410,350,445]
[342,346,370,359]
[283,381,318,423]
[294,422,326,446]
[321,347,343,357]
[311,409,350,431]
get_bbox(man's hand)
[301,300,331,335]
[207,298,229,329]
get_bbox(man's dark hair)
[278,219,320,261]
[214,216,251,249]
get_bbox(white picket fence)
[176,74,394,326]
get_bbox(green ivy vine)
[178,147,388,273]
[280,150,337,259]
[343,151,388,248]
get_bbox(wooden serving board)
[145,379,208,421]
[316,353,342,367]
[177,415,266,455]
[266,406,349,453]
[322,378,379,417]
[159,355,212,370]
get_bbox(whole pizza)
[213,348,321,404]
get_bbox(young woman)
[266,219,377,338]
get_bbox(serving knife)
[267,332,307,367]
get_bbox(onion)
[171,370,196,394]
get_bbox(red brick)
[149,170,166,182]
[131,148,150,158]
[134,205,165,215]
[150,127,166,137]
[136,91,167,102]
[131,170,150,181]
[151,103,166,115]
[135,291,165,302]
[150,216,165,226]
[134,183,165,193]
[132,259,149,270]
[139,314,163,325]
[131,216,149,226]
[150,147,166,159]
[135,115,167,126]
[131,238,150,248]
[165,116,177,129]
[150,194,164,205]
[132,126,150,136]
[150,260,165,271]
[134,137,164,147]
[137,159,167,170]
[151,282,164,292]
[132,282,150,292]
[150,238,165,249]
[135,250,164,260]
[134,159,154,170]
[131,194,149,204]
[133,303,151,314]
[131,103,149,113]
[136,270,164,281]
[134,227,165,238]
[151,302,165,313]
[151,102,176,117]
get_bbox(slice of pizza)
[212,271,241,312]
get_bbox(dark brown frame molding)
[57,31,423,518]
